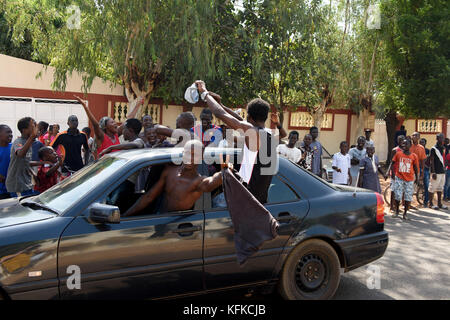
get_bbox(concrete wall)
[0,54,123,96]
[162,105,184,129]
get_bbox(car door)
[57,163,205,299]
[203,173,309,289]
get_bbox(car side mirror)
[88,203,120,224]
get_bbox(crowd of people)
[272,121,450,220]
[0,88,286,201]
[0,89,449,221]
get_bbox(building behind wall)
[2,53,447,161]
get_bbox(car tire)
[278,239,341,300]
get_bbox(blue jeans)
[423,168,430,205]
[10,189,40,198]
[445,169,450,200]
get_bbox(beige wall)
[403,119,416,137]
[0,54,123,96]
[350,114,358,145]
[279,112,348,155]
[403,118,445,148]
[163,105,184,129]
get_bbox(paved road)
[187,204,450,301]
[333,205,450,300]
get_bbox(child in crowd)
[82,127,95,165]
[332,141,352,185]
[277,131,302,164]
[0,125,13,200]
[5,117,41,197]
[299,134,314,172]
[35,146,63,193]
[358,146,384,193]
[391,139,419,220]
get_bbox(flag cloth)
[222,168,279,265]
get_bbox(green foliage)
[0,7,36,61]
[4,0,243,103]
[378,0,450,118]
[239,0,342,112]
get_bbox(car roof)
[110,147,242,162]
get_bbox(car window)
[101,165,152,213]
[210,174,299,209]
[35,157,127,213]
[267,175,300,203]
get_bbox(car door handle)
[277,212,295,222]
[171,223,202,234]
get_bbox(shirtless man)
[123,140,223,217]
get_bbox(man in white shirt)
[277,131,302,164]
[332,141,352,185]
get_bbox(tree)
[373,0,450,162]
[380,0,450,119]
[238,0,344,127]
[0,5,35,61]
[4,0,243,110]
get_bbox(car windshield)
[33,157,128,214]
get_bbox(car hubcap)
[295,254,327,291]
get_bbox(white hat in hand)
[184,83,199,104]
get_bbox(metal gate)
[0,96,88,140]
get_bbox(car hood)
[0,198,55,229]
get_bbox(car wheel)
[278,239,341,300]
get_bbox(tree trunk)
[384,110,399,164]
[353,108,370,143]
[311,99,327,130]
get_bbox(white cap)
[184,83,199,104]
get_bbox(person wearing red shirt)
[74,95,144,159]
[35,146,63,193]
[385,135,406,212]
[37,121,49,145]
[392,139,419,220]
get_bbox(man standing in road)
[308,126,323,177]
[349,136,367,187]
[277,131,302,164]
[428,133,447,210]
[410,132,427,183]
[51,115,90,175]
[419,138,431,207]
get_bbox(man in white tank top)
[195,81,278,204]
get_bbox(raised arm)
[117,97,144,136]
[74,95,104,144]
[196,81,252,132]
[270,113,287,139]
[208,92,244,121]
[98,141,143,157]
[16,123,38,158]
[123,168,167,217]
